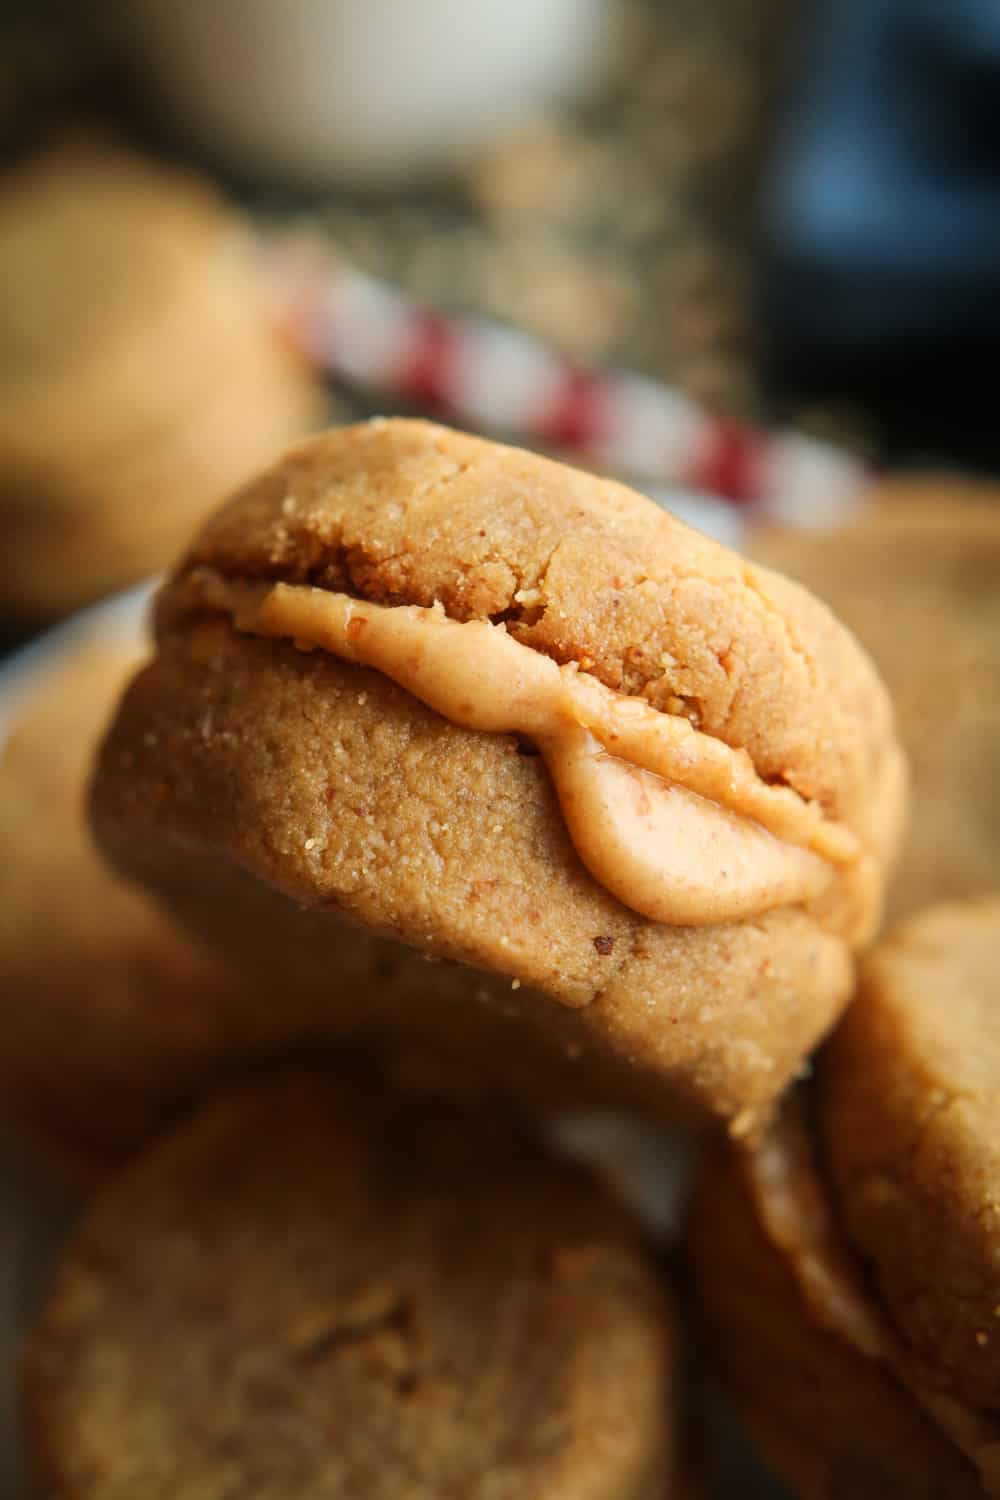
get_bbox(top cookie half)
[92,420,907,1129]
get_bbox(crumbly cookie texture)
[91,419,907,1130]
[176,418,902,849]
[24,1073,675,1500]
[94,619,859,1126]
[822,897,1000,1411]
[750,479,1000,920]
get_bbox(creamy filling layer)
[197,571,863,929]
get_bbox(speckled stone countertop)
[1,0,801,419]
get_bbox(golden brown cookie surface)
[24,1072,675,1500]
[0,137,323,615]
[91,420,907,1131]
[822,897,1000,1412]
[179,418,900,843]
[750,479,1000,920]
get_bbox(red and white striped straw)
[271,238,870,532]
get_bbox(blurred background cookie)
[750,477,1000,921]
[0,624,335,1181]
[24,1071,678,1499]
[0,0,795,421]
[0,136,324,620]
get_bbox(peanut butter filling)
[201,574,864,929]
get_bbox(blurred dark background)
[0,0,829,438]
[761,0,1000,470]
[7,0,1000,473]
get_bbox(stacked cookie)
[690,899,1000,1496]
[0,136,323,619]
[89,419,906,1135]
[8,419,998,1495]
[681,482,1000,1496]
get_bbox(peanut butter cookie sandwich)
[689,897,1000,1498]
[23,1071,677,1499]
[0,634,333,1185]
[751,474,1000,921]
[91,419,907,1131]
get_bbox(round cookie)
[90,418,907,1131]
[750,478,1000,920]
[689,901,1000,1498]
[688,1126,983,1499]
[822,897,1000,1412]
[0,135,323,617]
[23,1071,676,1500]
[0,632,333,1169]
